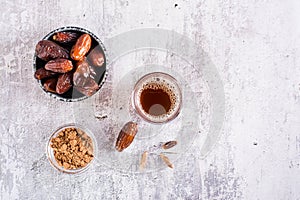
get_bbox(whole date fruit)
[74,77,99,97]
[53,32,79,43]
[35,40,69,61]
[45,58,73,73]
[56,72,72,94]
[73,58,90,87]
[73,58,97,86]
[71,34,92,61]
[43,78,57,93]
[87,46,104,67]
[34,67,57,80]
[115,122,138,152]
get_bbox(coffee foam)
[141,82,177,114]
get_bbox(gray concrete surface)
[1,0,300,199]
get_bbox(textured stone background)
[1,0,300,199]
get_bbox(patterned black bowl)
[33,26,107,102]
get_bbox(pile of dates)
[34,31,105,98]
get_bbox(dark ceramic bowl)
[33,26,107,102]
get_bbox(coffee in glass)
[132,72,182,123]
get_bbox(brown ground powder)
[50,127,94,170]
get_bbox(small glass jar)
[46,123,97,174]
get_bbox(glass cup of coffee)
[132,72,182,124]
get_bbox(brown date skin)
[74,77,99,97]
[73,58,97,86]
[34,67,57,80]
[89,64,96,79]
[115,122,138,152]
[35,40,69,61]
[71,34,92,61]
[53,32,79,43]
[73,58,90,87]
[87,46,104,67]
[56,72,72,94]
[43,78,57,93]
[45,58,73,73]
